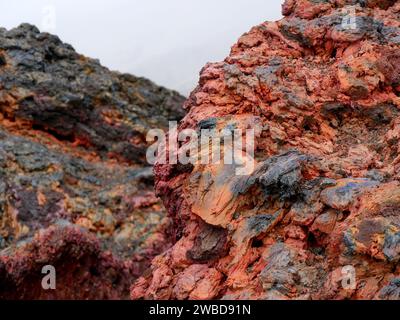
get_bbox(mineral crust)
[132,0,400,300]
[0,24,185,299]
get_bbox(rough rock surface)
[0,24,185,299]
[131,1,400,300]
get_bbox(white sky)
[0,0,283,95]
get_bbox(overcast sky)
[0,0,283,95]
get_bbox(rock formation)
[0,24,185,299]
[131,0,400,300]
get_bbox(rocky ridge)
[131,0,400,300]
[0,23,185,299]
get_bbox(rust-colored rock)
[0,24,185,299]
[132,1,400,300]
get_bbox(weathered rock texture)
[131,0,400,300]
[0,24,185,299]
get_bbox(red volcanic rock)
[0,24,185,299]
[0,223,132,299]
[131,1,400,300]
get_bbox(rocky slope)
[0,24,185,299]
[131,0,400,300]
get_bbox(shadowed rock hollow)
[131,0,400,300]
[0,23,185,299]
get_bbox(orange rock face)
[131,0,400,300]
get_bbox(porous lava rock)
[0,24,185,299]
[131,0,400,300]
